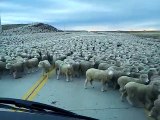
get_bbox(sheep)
[128,66,141,78]
[84,68,113,92]
[6,62,25,79]
[71,61,80,77]
[149,75,160,84]
[23,58,39,73]
[56,60,73,82]
[118,74,149,101]
[123,82,160,110]
[79,60,94,75]
[98,63,110,70]
[38,60,51,77]
[148,68,160,86]
[149,95,160,120]
[107,66,131,89]
[55,60,64,74]
[148,68,158,81]
[12,70,23,79]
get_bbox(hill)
[1,23,62,35]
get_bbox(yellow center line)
[13,67,55,112]
[22,67,55,101]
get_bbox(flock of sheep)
[0,24,160,120]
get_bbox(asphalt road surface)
[0,70,150,120]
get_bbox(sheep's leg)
[66,73,69,82]
[120,93,124,102]
[70,75,73,81]
[101,85,105,92]
[126,96,134,106]
[121,90,127,102]
[126,96,137,106]
[145,97,153,110]
[13,71,16,79]
[113,82,118,89]
[31,68,34,73]
[24,67,28,75]
[90,80,94,88]
[84,79,88,89]
[101,83,105,92]
[35,67,38,72]
[119,87,123,92]
[32,67,36,73]
[101,81,107,92]
[57,70,60,80]
[55,69,57,75]
[148,107,155,117]
[42,69,45,76]
[9,71,11,75]
[27,68,31,74]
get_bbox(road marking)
[22,67,55,101]
[13,67,55,112]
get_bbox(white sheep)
[123,82,160,110]
[84,68,113,92]
[6,62,25,79]
[55,60,73,82]
[38,60,51,78]
[118,74,149,101]
[23,58,39,73]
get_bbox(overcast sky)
[0,0,160,31]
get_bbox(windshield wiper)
[0,98,98,120]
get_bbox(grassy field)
[122,31,160,39]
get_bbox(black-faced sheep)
[124,82,160,110]
[84,68,113,92]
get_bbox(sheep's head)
[130,66,139,73]
[6,63,12,69]
[139,74,149,84]
[38,61,43,68]
[122,68,131,76]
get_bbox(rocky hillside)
[1,23,62,35]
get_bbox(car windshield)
[0,0,160,120]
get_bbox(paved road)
[0,70,41,99]
[0,71,149,120]
[34,75,148,120]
